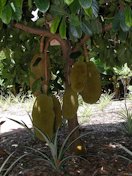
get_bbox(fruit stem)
[40,35,45,53]
[83,44,89,62]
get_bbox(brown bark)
[68,115,87,154]
[72,35,90,52]
[13,22,112,55]
[68,115,80,149]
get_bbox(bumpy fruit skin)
[30,54,44,96]
[80,61,101,104]
[52,95,62,131]
[62,86,78,120]
[30,54,51,96]
[30,53,45,79]
[32,94,55,141]
[70,61,87,92]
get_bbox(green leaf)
[64,0,74,5]
[119,30,128,42]
[69,14,80,26]
[91,0,99,17]
[120,22,130,32]
[0,152,15,173]
[0,20,3,30]
[50,16,61,34]
[59,18,67,39]
[90,19,102,34]
[13,0,23,8]
[112,13,120,31]
[50,5,67,16]
[120,11,130,32]
[70,25,82,39]
[0,0,7,17]
[84,0,98,17]
[125,6,132,27]
[84,7,93,16]
[36,18,45,27]
[28,0,32,9]
[69,0,80,13]
[11,0,23,21]
[3,153,29,176]
[34,0,50,13]
[81,22,92,36]
[1,4,12,24]
[79,0,92,9]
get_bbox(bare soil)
[0,99,132,176]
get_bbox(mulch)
[0,99,132,175]
[0,126,132,176]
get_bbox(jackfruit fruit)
[52,95,62,131]
[30,54,44,96]
[30,53,51,96]
[62,86,78,119]
[30,53,44,79]
[32,94,55,141]
[69,61,87,92]
[80,61,101,104]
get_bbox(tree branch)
[13,23,51,37]
[13,22,69,49]
[13,22,70,57]
[72,35,90,52]
[13,23,71,85]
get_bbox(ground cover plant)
[118,101,132,136]
[0,96,132,175]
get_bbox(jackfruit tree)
[0,0,132,152]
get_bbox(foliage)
[118,144,132,164]
[0,0,131,92]
[0,91,18,110]
[118,101,132,136]
[0,91,35,111]
[78,103,92,124]
[8,113,35,140]
[5,119,88,172]
[26,126,88,172]
[113,63,132,78]
[0,151,28,176]
[98,93,114,111]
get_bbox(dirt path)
[0,104,32,134]
[0,99,131,134]
[0,99,132,176]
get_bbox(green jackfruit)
[62,86,78,120]
[69,61,87,92]
[52,95,62,131]
[80,61,101,104]
[30,53,44,96]
[30,53,51,96]
[30,53,44,79]
[32,94,55,141]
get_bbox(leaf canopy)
[0,0,131,91]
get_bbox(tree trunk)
[68,114,86,154]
